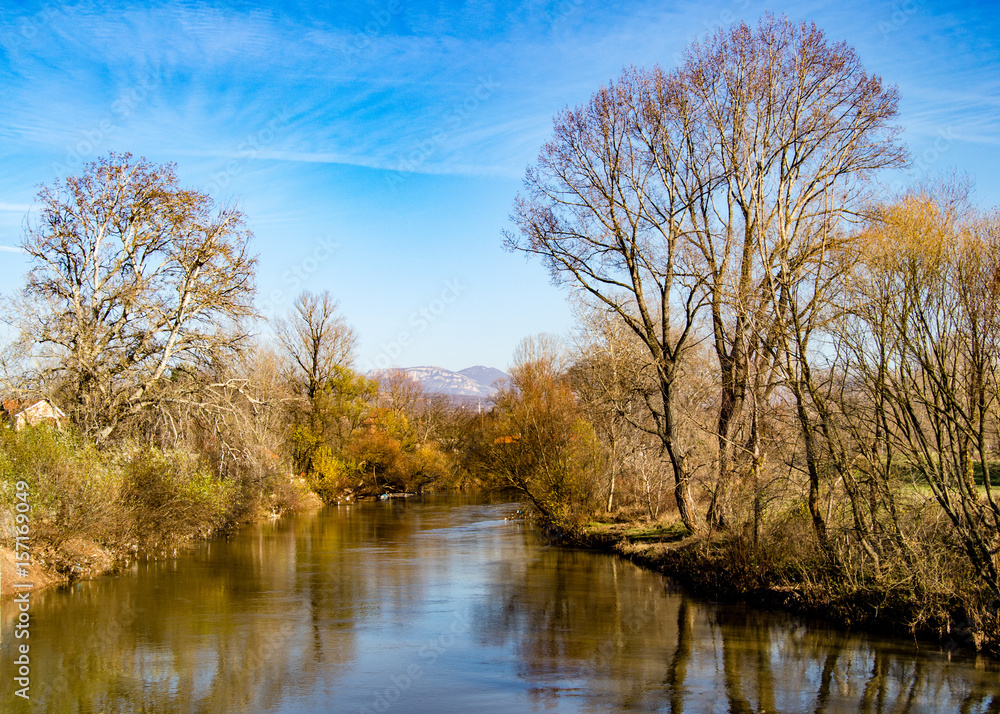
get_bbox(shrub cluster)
[0,425,298,576]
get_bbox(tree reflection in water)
[474,531,1000,712]
[3,497,999,712]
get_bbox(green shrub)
[0,427,245,560]
[308,446,352,502]
[118,448,236,552]
[0,425,120,548]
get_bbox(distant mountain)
[458,366,509,391]
[369,366,508,398]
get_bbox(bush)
[117,448,236,553]
[308,446,353,502]
[0,426,247,565]
[0,425,120,549]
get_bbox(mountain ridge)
[368,365,509,398]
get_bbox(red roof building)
[1,398,67,431]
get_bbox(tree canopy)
[12,152,257,439]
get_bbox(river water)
[3,493,999,712]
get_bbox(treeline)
[485,15,1000,653]
[273,290,466,500]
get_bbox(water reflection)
[2,495,998,712]
[475,529,1000,712]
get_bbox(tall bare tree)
[508,67,709,532]
[678,16,907,528]
[509,15,905,532]
[569,300,713,518]
[12,152,257,440]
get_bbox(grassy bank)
[574,515,1000,659]
[0,425,320,596]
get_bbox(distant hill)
[458,366,509,391]
[368,365,509,398]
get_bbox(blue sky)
[1,0,998,372]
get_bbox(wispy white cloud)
[0,245,26,254]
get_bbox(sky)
[1,0,998,372]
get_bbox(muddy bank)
[0,539,111,598]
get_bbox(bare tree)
[275,290,367,472]
[276,290,358,401]
[571,301,683,517]
[509,15,906,532]
[679,16,907,528]
[142,342,293,484]
[11,152,257,440]
[375,369,425,421]
[507,67,709,532]
[842,187,1000,597]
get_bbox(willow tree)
[14,153,257,440]
[509,15,905,533]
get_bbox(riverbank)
[0,486,323,599]
[0,426,325,598]
[0,545,67,597]
[0,483,324,599]
[574,518,1000,659]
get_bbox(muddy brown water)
[3,493,999,712]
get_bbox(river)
[3,493,999,712]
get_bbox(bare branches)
[508,16,904,533]
[842,189,1000,596]
[13,153,258,439]
[275,290,358,401]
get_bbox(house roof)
[1,398,66,419]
